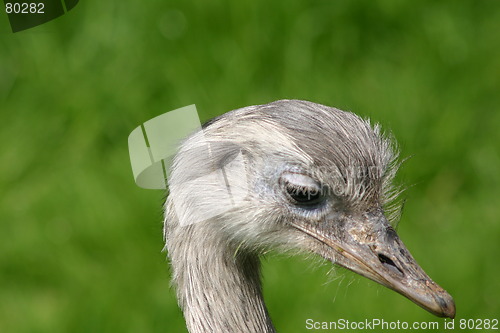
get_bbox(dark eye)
[285,184,321,205]
[280,172,323,206]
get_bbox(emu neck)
[167,224,276,333]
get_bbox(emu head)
[166,99,455,318]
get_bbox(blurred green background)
[1,1,499,332]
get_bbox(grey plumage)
[163,100,455,333]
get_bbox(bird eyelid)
[279,172,320,190]
[279,172,324,205]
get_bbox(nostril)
[378,253,404,277]
[378,253,394,265]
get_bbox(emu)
[163,100,455,333]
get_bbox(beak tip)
[443,298,456,319]
[433,293,456,319]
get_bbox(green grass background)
[1,1,499,332]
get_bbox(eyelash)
[284,183,322,205]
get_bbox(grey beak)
[292,213,456,318]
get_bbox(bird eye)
[280,172,323,206]
[285,184,321,204]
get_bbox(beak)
[292,212,456,319]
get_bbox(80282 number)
[459,318,498,330]
[5,3,45,14]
